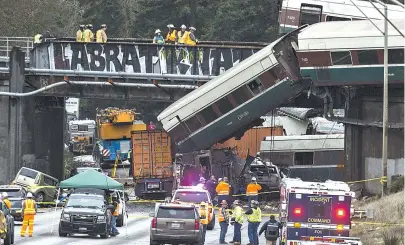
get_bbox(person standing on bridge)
[33,33,43,46]
[165,24,177,44]
[184,27,197,46]
[96,24,108,43]
[153,29,165,44]
[246,177,262,208]
[176,24,187,44]
[20,192,37,237]
[83,24,94,42]
[76,25,85,42]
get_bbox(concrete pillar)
[8,47,25,181]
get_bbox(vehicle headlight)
[62,213,70,220]
[97,216,106,222]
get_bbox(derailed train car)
[157,26,312,153]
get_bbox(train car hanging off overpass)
[296,19,405,86]
[157,26,312,153]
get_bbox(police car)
[171,186,215,230]
[279,178,362,245]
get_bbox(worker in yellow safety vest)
[218,200,230,244]
[216,177,231,205]
[176,24,187,44]
[96,24,108,43]
[246,177,262,208]
[33,34,43,46]
[1,193,11,209]
[83,24,94,42]
[0,210,6,244]
[110,197,120,236]
[76,25,85,42]
[199,202,209,244]
[20,192,37,237]
[165,24,177,44]
[184,27,198,46]
[230,200,244,245]
[245,200,262,245]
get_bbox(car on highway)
[0,185,26,222]
[171,186,215,230]
[0,200,15,245]
[149,203,202,245]
[12,167,59,203]
[58,190,114,239]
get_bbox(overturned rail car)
[157,26,311,153]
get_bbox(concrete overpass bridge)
[0,37,403,194]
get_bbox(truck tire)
[58,225,68,237]
[207,213,215,230]
[100,232,109,239]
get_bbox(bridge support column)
[8,47,26,182]
[0,48,65,184]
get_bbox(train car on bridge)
[296,19,404,86]
[157,26,312,153]
[278,0,405,35]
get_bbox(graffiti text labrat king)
[52,43,258,76]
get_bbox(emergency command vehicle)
[279,178,362,245]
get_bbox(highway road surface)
[12,208,268,245]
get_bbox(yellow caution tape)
[352,221,403,226]
[346,176,387,185]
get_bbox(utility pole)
[381,4,388,196]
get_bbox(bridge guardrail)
[0,37,33,59]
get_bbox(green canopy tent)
[50,169,126,235]
[58,169,124,190]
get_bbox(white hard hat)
[181,24,186,29]
[252,177,257,181]
[189,27,196,31]
[167,24,175,28]
[155,29,161,34]
[27,192,33,198]
[199,177,205,181]
[1,192,7,198]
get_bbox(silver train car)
[157,26,312,153]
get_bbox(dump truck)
[132,130,173,199]
[93,107,146,184]
[68,120,96,155]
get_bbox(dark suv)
[58,190,113,238]
[0,201,15,245]
[0,185,26,222]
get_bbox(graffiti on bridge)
[51,43,260,76]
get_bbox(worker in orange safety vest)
[20,192,37,237]
[218,200,230,244]
[111,197,120,236]
[246,177,262,208]
[216,177,231,206]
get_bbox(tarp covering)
[59,169,124,190]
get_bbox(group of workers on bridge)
[153,24,198,46]
[34,23,198,46]
[196,175,279,245]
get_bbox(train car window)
[299,4,323,26]
[200,106,217,124]
[231,86,251,105]
[357,50,379,65]
[330,51,352,65]
[216,97,234,115]
[326,16,351,22]
[388,49,404,64]
[247,79,265,96]
[294,152,314,165]
[184,116,203,132]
